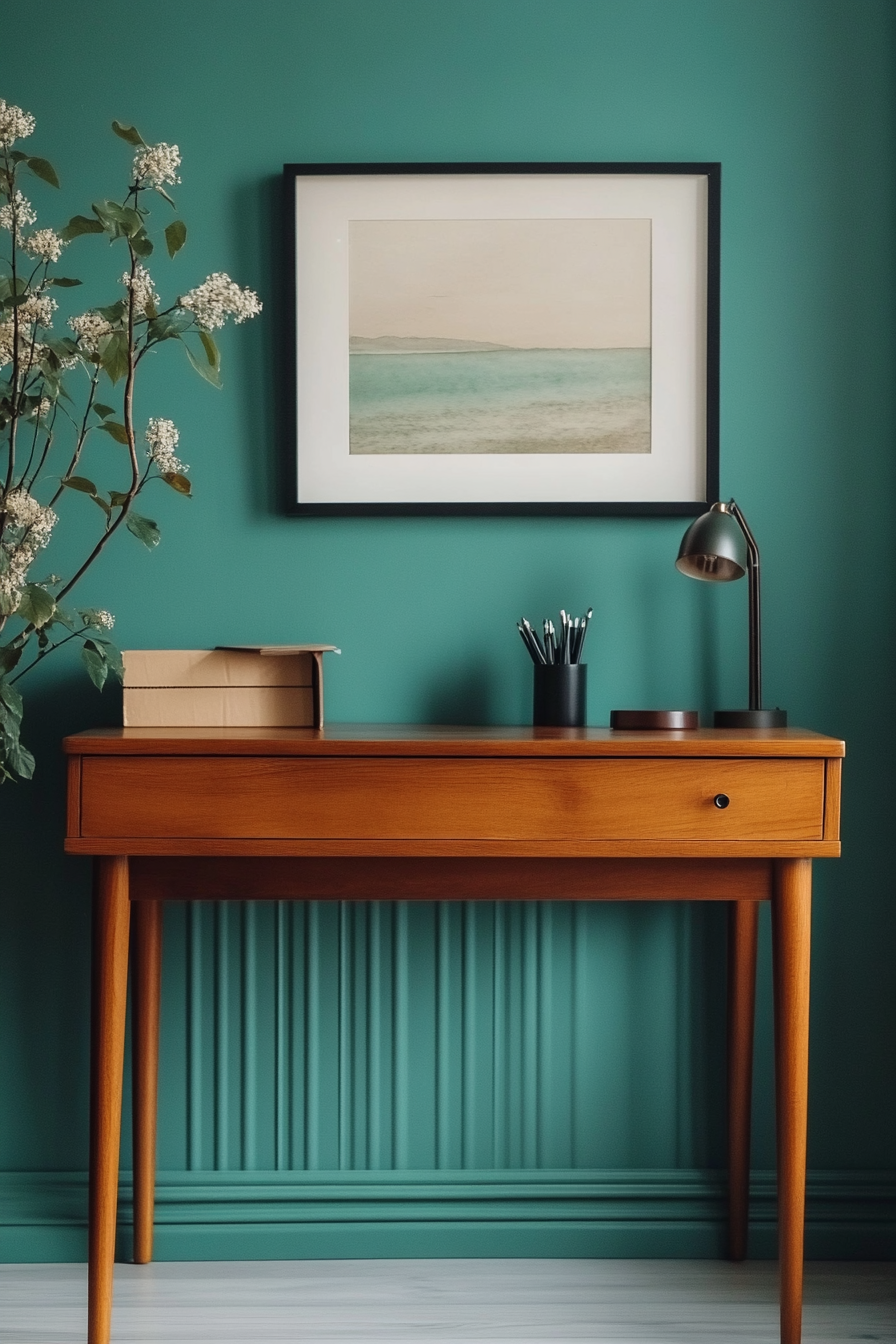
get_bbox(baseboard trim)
[2,1168,894,1262]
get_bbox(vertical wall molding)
[274,903,290,1171]
[186,903,204,1171]
[175,901,727,1176]
[213,904,229,1170]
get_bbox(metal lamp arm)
[727,500,762,711]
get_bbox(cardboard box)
[122,646,339,728]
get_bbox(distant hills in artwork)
[350,335,514,354]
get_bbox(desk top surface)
[65,724,845,758]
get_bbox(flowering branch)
[0,101,262,780]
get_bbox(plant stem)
[9,625,87,684]
[6,155,20,495]
[56,246,142,604]
[47,368,100,508]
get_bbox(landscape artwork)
[348,218,651,456]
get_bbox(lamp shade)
[675,504,747,582]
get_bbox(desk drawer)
[80,757,824,841]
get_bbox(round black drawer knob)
[714,793,730,809]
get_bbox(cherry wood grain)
[89,858,130,1344]
[727,901,759,1261]
[64,723,845,758]
[131,901,162,1265]
[67,836,842,859]
[823,758,842,842]
[66,756,81,840]
[129,856,774,903]
[773,858,813,1344]
[79,757,825,843]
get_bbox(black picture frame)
[283,162,720,517]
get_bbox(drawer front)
[80,757,825,841]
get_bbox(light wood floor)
[0,1260,893,1343]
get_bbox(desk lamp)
[676,499,787,728]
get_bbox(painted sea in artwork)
[349,340,651,455]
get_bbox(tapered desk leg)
[131,900,162,1265]
[89,857,131,1344]
[772,859,812,1344]
[727,899,759,1261]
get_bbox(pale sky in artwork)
[349,218,651,349]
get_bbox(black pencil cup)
[533,663,587,727]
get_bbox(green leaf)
[81,643,108,690]
[93,638,124,680]
[16,583,56,628]
[163,472,192,496]
[112,120,146,148]
[155,185,176,209]
[49,276,82,288]
[108,490,130,507]
[91,494,112,518]
[63,475,99,494]
[5,736,35,780]
[48,607,76,630]
[26,156,60,188]
[184,339,222,388]
[164,220,187,258]
[45,336,80,359]
[126,512,161,549]
[96,420,130,445]
[93,402,116,419]
[0,645,23,674]
[147,310,190,342]
[92,199,144,239]
[97,299,126,323]
[99,331,130,384]
[0,678,24,721]
[199,329,220,372]
[60,214,105,240]
[131,228,153,258]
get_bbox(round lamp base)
[610,710,699,730]
[713,708,788,728]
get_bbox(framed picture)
[283,162,719,516]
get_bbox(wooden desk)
[64,724,844,1344]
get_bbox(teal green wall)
[1,0,895,1259]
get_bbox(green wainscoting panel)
[153,901,726,1179]
[2,0,895,1261]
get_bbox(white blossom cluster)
[69,310,113,347]
[133,142,181,188]
[0,488,57,612]
[0,99,35,149]
[122,263,159,314]
[23,228,66,264]
[17,293,56,328]
[145,417,188,475]
[0,320,46,370]
[80,608,115,630]
[0,322,14,369]
[3,488,52,532]
[0,191,37,231]
[179,272,262,330]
